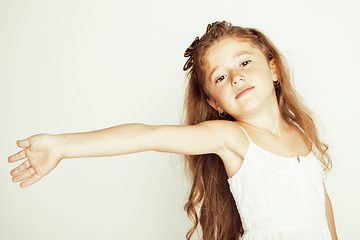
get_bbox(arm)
[323,181,338,240]
[60,122,226,158]
[8,121,227,188]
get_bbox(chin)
[237,101,262,114]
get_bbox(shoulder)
[199,120,244,135]
[200,120,249,153]
[199,119,240,128]
[200,120,250,177]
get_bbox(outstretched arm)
[60,122,225,158]
[8,121,228,188]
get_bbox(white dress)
[227,127,332,240]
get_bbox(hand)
[8,134,65,188]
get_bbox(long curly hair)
[182,21,332,240]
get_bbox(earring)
[219,111,226,117]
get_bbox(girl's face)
[203,37,278,121]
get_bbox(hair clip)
[206,23,213,33]
[183,22,216,71]
[183,37,199,71]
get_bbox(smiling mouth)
[235,86,255,99]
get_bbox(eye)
[240,60,251,68]
[215,75,226,83]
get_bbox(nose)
[230,70,245,86]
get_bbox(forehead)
[204,37,263,68]
[202,37,266,84]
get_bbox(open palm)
[8,134,65,188]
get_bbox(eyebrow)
[208,50,252,80]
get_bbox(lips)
[235,86,255,99]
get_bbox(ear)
[268,59,279,80]
[206,97,224,113]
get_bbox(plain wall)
[1,0,359,239]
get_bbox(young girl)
[8,21,337,240]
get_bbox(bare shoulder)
[201,120,248,143]
[201,120,249,157]
[200,119,243,132]
[201,120,249,178]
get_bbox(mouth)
[235,86,255,99]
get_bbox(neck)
[235,98,290,137]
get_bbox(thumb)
[17,138,31,148]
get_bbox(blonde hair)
[183,21,332,240]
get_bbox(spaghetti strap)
[239,126,252,143]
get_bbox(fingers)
[12,167,42,188]
[9,139,43,188]
[20,174,41,188]
[10,160,31,176]
[17,138,31,148]
[8,137,31,162]
[12,167,35,183]
[8,148,27,163]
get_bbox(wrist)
[54,133,69,159]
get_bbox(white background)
[1,0,359,239]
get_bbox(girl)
[8,21,337,240]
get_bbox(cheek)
[252,69,274,88]
[216,87,229,100]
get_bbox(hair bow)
[183,23,216,71]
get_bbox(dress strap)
[239,126,252,143]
